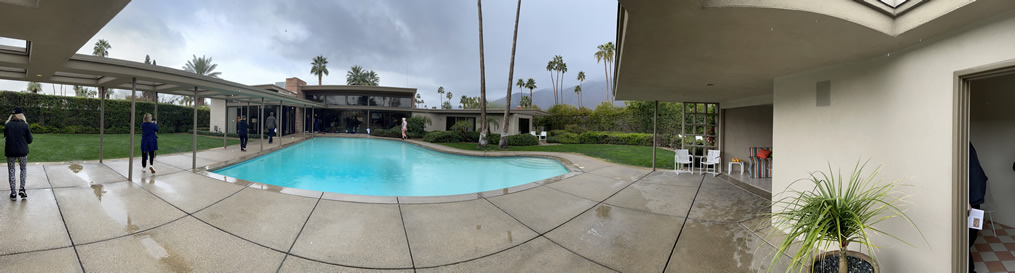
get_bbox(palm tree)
[183,54,221,107]
[26,82,41,94]
[499,0,522,149]
[346,65,380,86]
[546,59,557,105]
[604,42,616,101]
[142,54,157,101]
[93,39,112,99]
[525,78,536,108]
[574,85,582,109]
[596,42,615,102]
[437,86,445,106]
[310,55,329,85]
[446,91,453,107]
[415,93,424,108]
[557,60,567,104]
[93,39,111,57]
[477,0,489,147]
[515,79,525,107]
[576,71,585,108]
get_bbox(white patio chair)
[538,131,547,142]
[699,149,721,176]
[674,149,693,174]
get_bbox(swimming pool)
[214,138,569,196]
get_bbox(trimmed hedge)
[506,134,538,146]
[547,131,676,147]
[0,91,209,133]
[422,131,463,143]
[370,128,402,138]
[462,131,501,143]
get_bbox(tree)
[183,54,221,107]
[546,59,556,105]
[556,57,567,105]
[516,79,525,107]
[498,0,522,148]
[445,91,453,109]
[93,39,112,99]
[520,96,531,109]
[346,65,380,86]
[596,42,615,102]
[605,42,615,101]
[437,86,445,106]
[415,93,424,108]
[576,71,585,108]
[311,55,329,85]
[442,101,452,110]
[574,85,583,109]
[26,82,41,94]
[477,0,489,147]
[525,78,536,108]
[142,55,158,101]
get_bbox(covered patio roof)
[0,0,323,107]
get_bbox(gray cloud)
[0,0,618,107]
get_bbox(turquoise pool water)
[214,138,569,196]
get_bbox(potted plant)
[767,160,924,273]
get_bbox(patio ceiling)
[0,0,323,107]
[613,0,1015,104]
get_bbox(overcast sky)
[0,0,617,106]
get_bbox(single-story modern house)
[210,77,548,136]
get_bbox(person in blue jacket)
[5,108,32,200]
[141,113,159,174]
[237,115,249,151]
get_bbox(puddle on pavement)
[140,235,192,272]
[91,184,105,201]
[69,164,83,173]
[126,217,140,233]
[596,205,611,218]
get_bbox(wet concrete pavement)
[0,135,790,272]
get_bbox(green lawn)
[6,134,240,162]
[438,143,675,168]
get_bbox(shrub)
[507,134,538,146]
[0,92,210,134]
[462,131,500,143]
[423,131,463,143]
[370,128,402,138]
[406,116,428,137]
[29,123,50,134]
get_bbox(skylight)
[0,37,26,48]
[878,0,909,8]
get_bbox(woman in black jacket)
[4,108,32,200]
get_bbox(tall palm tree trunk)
[529,87,533,108]
[603,62,610,102]
[608,60,614,102]
[548,71,556,105]
[477,0,489,147]
[500,0,522,149]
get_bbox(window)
[680,102,719,157]
[446,116,476,131]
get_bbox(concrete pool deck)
[0,134,792,272]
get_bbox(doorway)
[954,60,1015,273]
[518,118,530,134]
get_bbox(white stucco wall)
[773,10,1015,272]
[210,99,225,133]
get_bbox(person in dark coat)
[140,113,159,174]
[265,112,276,144]
[970,142,988,273]
[237,115,249,151]
[4,108,32,200]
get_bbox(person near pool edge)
[969,142,987,273]
[237,115,249,152]
[140,113,159,174]
[265,112,276,144]
[401,117,407,140]
[5,107,31,201]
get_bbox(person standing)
[970,142,988,273]
[237,115,249,151]
[4,108,32,200]
[265,112,277,144]
[140,113,159,174]
[401,117,408,140]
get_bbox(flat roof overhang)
[613,0,1015,104]
[301,85,417,96]
[0,0,322,107]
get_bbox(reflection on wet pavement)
[4,137,792,272]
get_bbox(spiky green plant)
[768,160,923,273]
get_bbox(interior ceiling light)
[706,83,715,86]
[35,74,41,77]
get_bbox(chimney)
[285,77,307,96]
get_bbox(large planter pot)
[807,250,879,273]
